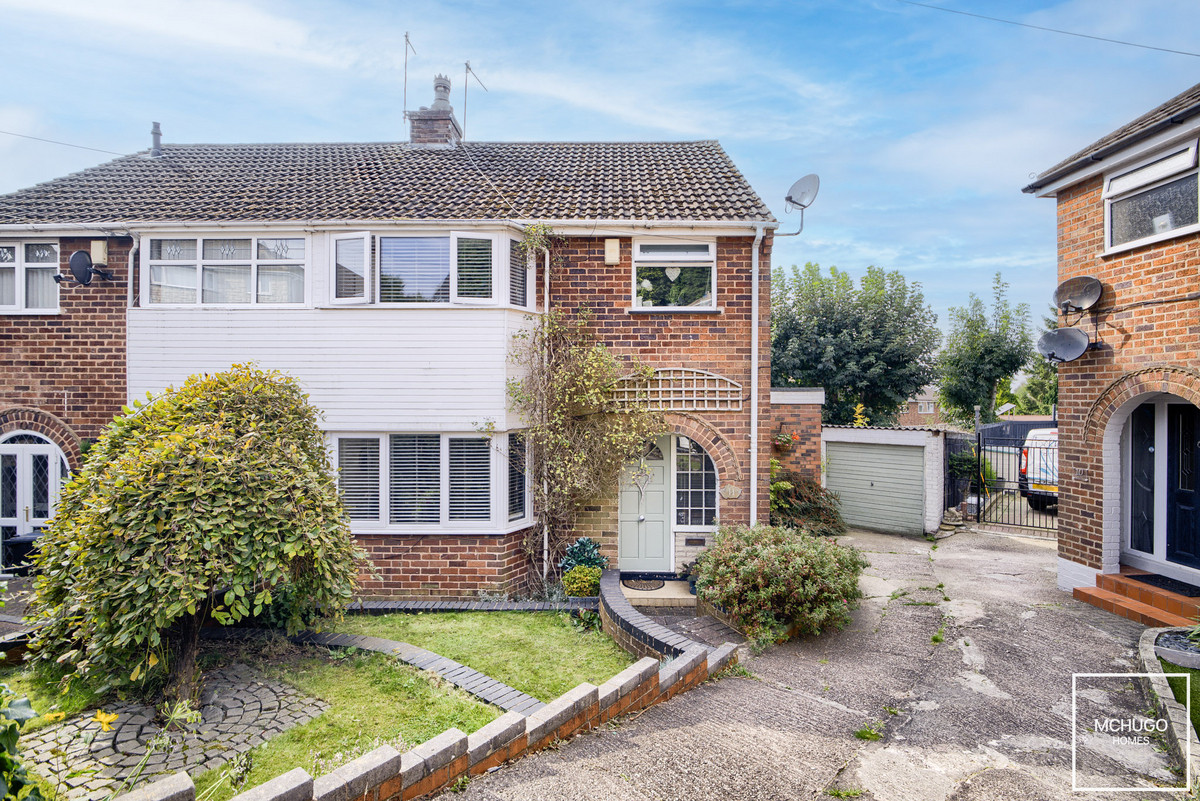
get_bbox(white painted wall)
[127,307,534,431]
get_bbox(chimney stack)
[408,75,462,145]
[150,122,162,157]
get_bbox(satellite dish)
[68,251,94,286]
[1037,327,1090,363]
[785,174,820,211]
[1053,276,1102,312]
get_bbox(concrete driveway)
[460,529,1185,800]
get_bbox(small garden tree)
[508,307,664,573]
[28,364,363,704]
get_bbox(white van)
[1019,428,1058,512]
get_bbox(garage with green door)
[823,430,937,535]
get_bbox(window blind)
[456,237,493,299]
[390,434,441,523]
[509,240,527,307]
[337,438,380,520]
[380,237,450,302]
[449,437,491,521]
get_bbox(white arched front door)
[0,431,69,569]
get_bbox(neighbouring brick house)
[1024,81,1200,618]
[0,75,814,595]
[895,384,944,428]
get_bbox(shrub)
[769,461,847,537]
[562,566,601,597]
[947,450,997,494]
[697,524,868,647]
[558,537,608,574]
[29,364,365,704]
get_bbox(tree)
[772,263,941,425]
[28,364,363,704]
[937,273,1034,426]
[1014,307,1059,415]
[508,308,664,571]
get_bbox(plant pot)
[772,441,793,453]
[1155,630,1200,669]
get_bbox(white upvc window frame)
[630,237,717,311]
[1103,139,1200,254]
[370,232,501,307]
[671,434,719,533]
[508,237,531,309]
[330,231,372,305]
[0,240,60,314]
[506,432,531,524]
[331,432,506,532]
[143,234,309,307]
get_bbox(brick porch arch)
[1082,364,1200,444]
[662,412,743,482]
[1079,365,1200,577]
[0,406,83,470]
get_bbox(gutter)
[750,224,765,526]
[1023,102,1200,194]
[0,218,778,234]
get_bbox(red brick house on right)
[1025,82,1200,617]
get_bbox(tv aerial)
[777,174,820,237]
[1036,327,1091,364]
[54,251,116,286]
[1053,275,1102,313]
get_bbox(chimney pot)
[150,122,162,157]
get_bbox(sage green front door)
[618,436,671,572]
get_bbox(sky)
[1,0,1199,336]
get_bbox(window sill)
[0,309,62,316]
[626,307,722,315]
[1102,221,1200,257]
[348,526,524,538]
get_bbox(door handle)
[24,506,30,522]
[639,515,645,522]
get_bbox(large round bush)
[697,524,868,646]
[28,364,364,702]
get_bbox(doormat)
[622,579,665,591]
[1129,573,1200,597]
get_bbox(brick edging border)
[347,598,598,614]
[597,570,709,659]
[119,642,741,801]
[1137,626,1199,783]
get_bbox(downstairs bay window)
[335,433,530,530]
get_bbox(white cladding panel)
[127,307,527,430]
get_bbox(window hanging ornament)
[664,266,681,282]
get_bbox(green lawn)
[192,647,499,801]
[1159,657,1200,735]
[335,611,634,701]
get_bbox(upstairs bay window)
[0,242,59,312]
[147,237,305,305]
[332,232,524,307]
[1105,140,1200,251]
[631,239,715,310]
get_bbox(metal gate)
[975,428,1058,531]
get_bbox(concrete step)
[1073,585,1195,628]
[1098,571,1200,621]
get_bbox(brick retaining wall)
[118,644,738,801]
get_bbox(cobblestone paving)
[645,613,745,648]
[23,664,326,801]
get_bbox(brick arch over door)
[0,407,83,470]
[1083,365,1200,576]
[662,412,743,482]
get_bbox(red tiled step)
[1099,571,1200,621]
[1073,585,1195,628]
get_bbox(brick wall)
[355,530,534,599]
[550,234,773,566]
[767,402,822,478]
[896,401,943,428]
[1053,174,1200,574]
[0,236,130,466]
